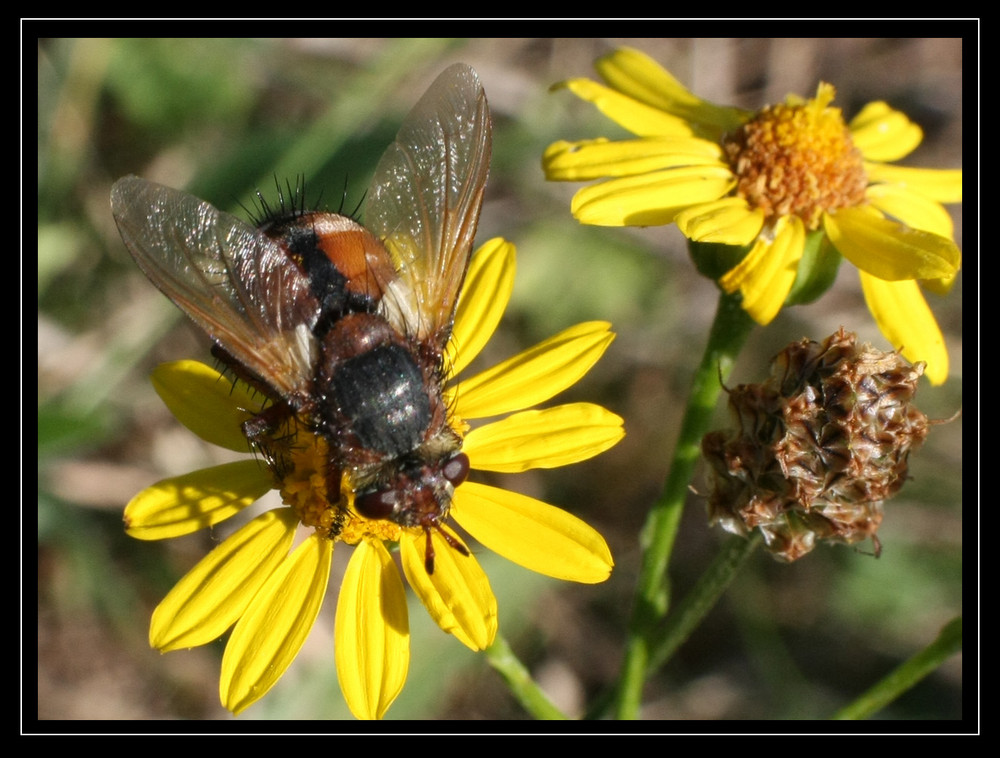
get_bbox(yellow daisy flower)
[543,46,962,384]
[124,237,623,720]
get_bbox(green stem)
[486,634,568,720]
[614,291,755,719]
[647,532,761,672]
[832,616,963,720]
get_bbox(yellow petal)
[859,272,949,385]
[542,136,724,181]
[464,403,625,472]
[675,197,766,246]
[594,46,747,135]
[449,321,614,420]
[150,507,299,651]
[555,77,696,138]
[571,166,736,227]
[447,238,516,379]
[451,482,613,584]
[720,215,805,325]
[849,100,923,162]
[335,539,409,720]
[823,205,960,281]
[151,361,264,452]
[864,163,963,203]
[401,529,497,651]
[220,532,332,715]
[866,184,954,239]
[920,268,961,298]
[124,460,273,540]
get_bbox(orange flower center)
[722,83,868,230]
[275,422,402,544]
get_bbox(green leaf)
[688,240,752,282]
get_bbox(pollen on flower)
[276,429,340,532]
[722,83,868,230]
[336,511,403,545]
[273,419,404,544]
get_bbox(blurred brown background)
[36,36,965,722]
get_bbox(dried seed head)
[702,327,930,561]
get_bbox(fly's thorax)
[263,211,398,304]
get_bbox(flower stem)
[647,531,761,672]
[615,291,755,719]
[831,616,963,720]
[486,634,569,720]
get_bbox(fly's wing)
[365,63,492,348]
[111,176,318,401]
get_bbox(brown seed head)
[702,327,929,561]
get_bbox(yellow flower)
[544,47,962,384]
[124,238,623,720]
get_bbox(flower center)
[722,83,868,230]
[275,422,402,544]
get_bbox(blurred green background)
[36,37,964,721]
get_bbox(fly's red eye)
[356,489,397,520]
[443,452,470,487]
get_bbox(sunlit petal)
[335,539,409,720]
[220,533,332,715]
[124,460,272,540]
[449,321,614,420]
[594,46,747,135]
[452,482,613,583]
[823,205,960,281]
[447,238,516,378]
[150,508,299,651]
[555,78,696,138]
[864,163,963,203]
[151,361,263,452]
[849,100,923,161]
[859,272,949,385]
[720,215,805,325]
[464,403,625,472]
[542,137,724,181]
[571,166,736,227]
[401,529,497,651]
[866,184,954,239]
[675,197,766,246]
[920,268,959,297]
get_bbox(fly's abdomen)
[330,342,432,456]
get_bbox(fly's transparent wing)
[365,63,492,347]
[111,176,318,400]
